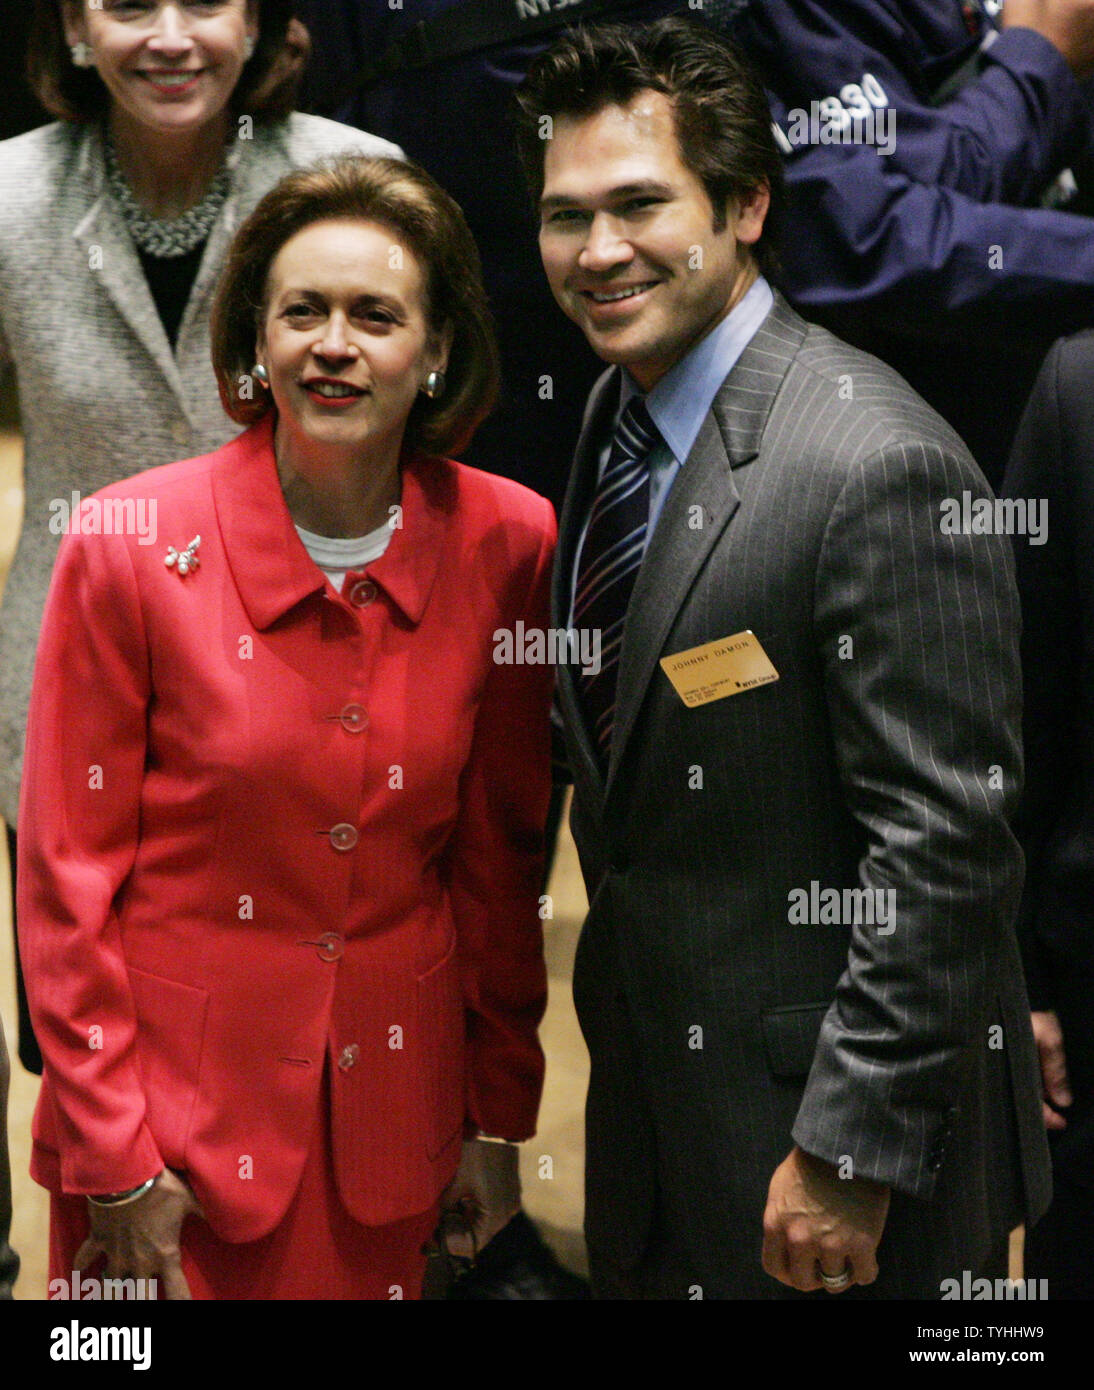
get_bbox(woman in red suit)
[17,154,555,1300]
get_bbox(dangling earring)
[252,364,269,388]
[243,35,257,61]
[422,370,445,400]
[70,42,94,69]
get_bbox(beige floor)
[0,426,1021,1298]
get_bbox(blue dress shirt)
[570,275,774,623]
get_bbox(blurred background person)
[18,154,554,1300]
[0,0,399,1078]
[722,0,1094,487]
[1000,333,1094,1298]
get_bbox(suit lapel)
[606,293,808,792]
[553,367,621,795]
[70,128,188,408]
[176,135,254,352]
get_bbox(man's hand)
[76,1169,202,1301]
[1003,0,1094,77]
[1031,1009,1071,1131]
[438,1138,522,1260]
[762,1145,890,1293]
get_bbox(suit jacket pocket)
[417,943,464,1161]
[762,1002,831,1078]
[127,965,209,1169]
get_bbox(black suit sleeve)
[793,434,1024,1198]
[1000,337,1088,1010]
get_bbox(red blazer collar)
[211,414,452,630]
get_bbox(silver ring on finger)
[818,1262,853,1291]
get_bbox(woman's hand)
[77,1169,203,1301]
[438,1139,522,1260]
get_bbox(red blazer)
[18,415,555,1242]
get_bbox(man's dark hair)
[515,16,782,278]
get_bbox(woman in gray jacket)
[1,1,399,1072]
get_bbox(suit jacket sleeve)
[17,527,164,1196]
[1000,338,1082,1010]
[446,498,556,1141]
[791,436,1024,1198]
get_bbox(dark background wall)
[0,4,47,140]
[0,3,47,425]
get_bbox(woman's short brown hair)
[211,155,500,458]
[29,1,308,124]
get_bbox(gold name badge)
[659,630,779,708]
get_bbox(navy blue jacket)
[727,0,1094,485]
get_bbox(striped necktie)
[573,397,660,762]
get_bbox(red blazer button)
[329,823,358,851]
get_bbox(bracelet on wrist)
[87,1173,160,1208]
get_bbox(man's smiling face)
[538,90,768,391]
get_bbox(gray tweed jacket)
[0,114,400,826]
[556,291,1053,1298]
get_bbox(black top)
[139,241,206,349]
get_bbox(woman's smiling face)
[63,1,258,138]
[256,217,449,461]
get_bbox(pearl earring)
[422,370,445,400]
[244,36,256,61]
[70,42,94,69]
[252,364,269,388]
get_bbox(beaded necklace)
[103,130,233,259]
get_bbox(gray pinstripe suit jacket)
[0,114,401,827]
[554,291,1052,1299]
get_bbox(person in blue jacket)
[722,0,1094,487]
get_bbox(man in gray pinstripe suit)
[517,17,1052,1299]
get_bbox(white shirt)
[295,520,393,594]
